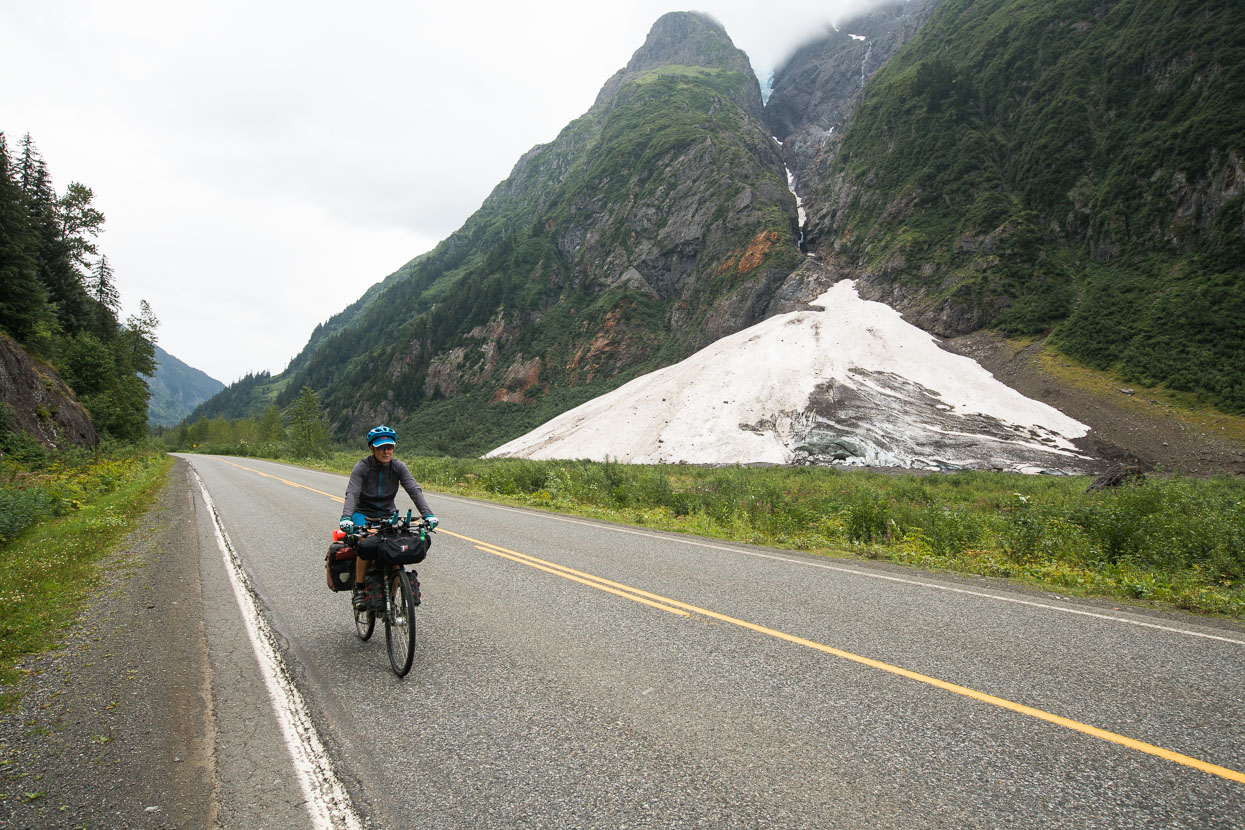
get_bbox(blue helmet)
[366,425,397,447]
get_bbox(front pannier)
[325,541,356,592]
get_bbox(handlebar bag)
[377,531,430,566]
[325,542,356,592]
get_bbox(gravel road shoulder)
[0,459,217,829]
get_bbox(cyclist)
[340,425,439,610]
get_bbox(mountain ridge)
[793,0,1245,411]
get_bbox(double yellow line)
[465,536,690,616]
[219,458,1245,786]
[446,528,1245,786]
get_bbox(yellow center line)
[222,459,345,503]
[472,545,689,616]
[221,459,1245,786]
[443,529,1245,786]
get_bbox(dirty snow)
[486,281,1094,473]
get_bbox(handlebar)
[331,510,435,544]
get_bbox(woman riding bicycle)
[340,425,438,610]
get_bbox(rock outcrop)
[0,334,98,450]
[765,1,944,203]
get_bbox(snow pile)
[486,281,1094,473]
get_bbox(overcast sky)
[2,1,883,384]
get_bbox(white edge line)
[193,470,364,830]
[433,492,1245,648]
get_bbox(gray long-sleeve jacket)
[341,455,433,520]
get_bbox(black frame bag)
[355,529,430,566]
[378,531,430,566]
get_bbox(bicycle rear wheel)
[385,569,416,677]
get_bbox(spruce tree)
[88,254,120,337]
[0,132,46,342]
[287,386,331,458]
[18,135,90,335]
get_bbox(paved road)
[182,454,1245,829]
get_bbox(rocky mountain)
[144,345,224,427]
[194,3,1243,470]
[197,12,810,454]
[765,0,945,199]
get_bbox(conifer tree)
[258,403,285,445]
[58,182,104,278]
[18,134,91,335]
[287,386,331,458]
[0,132,46,341]
[87,254,120,337]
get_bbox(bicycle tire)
[385,569,416,677]
[353,598,375,641]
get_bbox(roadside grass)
[295,452,1244,620]
[0,451,172,709]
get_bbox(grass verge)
[291,452,1244,621]
[0,452,172,709]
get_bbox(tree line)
[0,132,157,442]
[160,386,334,459]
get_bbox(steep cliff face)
[780,0,1245,412]
[765,0,944,198]
[0,334,98,450]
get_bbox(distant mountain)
[145,346,224,427]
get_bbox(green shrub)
[916,506,982,557]
[846,497,890,544]
[0,484,57,544]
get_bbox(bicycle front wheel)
[385,569,416,677]
[353,595,375,641]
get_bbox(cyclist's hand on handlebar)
[423,514,439,529]
[339,518,355,533]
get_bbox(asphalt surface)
[6,455,1243,828]
[181,454,1245,829]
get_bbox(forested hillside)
[800,0,1244,411]
[0,132,157,442]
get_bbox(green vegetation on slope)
[0,448,171,703]
[825,0,1245,410]
[0,132,159,441]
